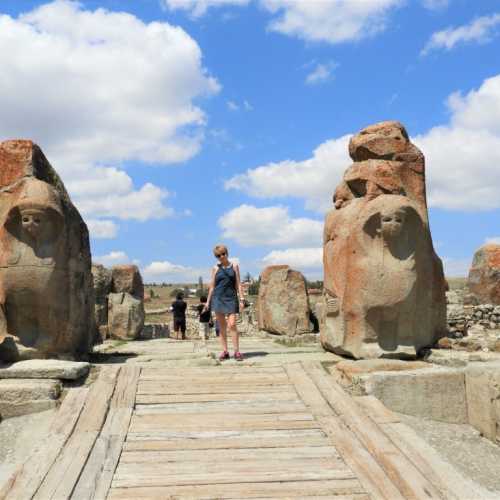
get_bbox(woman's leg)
[227,313,239,353]
[216,313,228,352]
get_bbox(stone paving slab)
[0,360,90,380]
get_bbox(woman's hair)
[176,292,184,300]
[213,244,228,257]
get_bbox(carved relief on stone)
[0,140,95,361]
[321,122,447,359]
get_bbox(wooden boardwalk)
[0,352,483,499]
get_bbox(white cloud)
[260,0,403,44]
[415,74,500,211]
[94,250,130,267]
[262,247,322,269]
[227,74,500,213]
[305,62,337,85]
[218,204,323,247]
[143,260,209,283]
[485,237,500,245]
[0,1,219,232]
[422,13,500,55]
[87,219,119,239]
[161,0,250,17]
[225,135,350,213]
[227,100,240,111]
[163,0,402,44]
[243,100,253,111]
[421,0,449,11]
[76,183,172,221]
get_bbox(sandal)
[234,351,244,361]
[219,350,230,361]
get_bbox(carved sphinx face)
[20,208,47,241]
[380,208,406,240]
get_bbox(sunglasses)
[215,252,227,258]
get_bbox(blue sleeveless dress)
[211,263,239,314]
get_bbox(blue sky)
[0,0,499,282]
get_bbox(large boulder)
[0,140,95,362]
[257,265,312,336]
[108,292,145,340]
[111,264,144,299]
[92,263,112,340]
[467,244,500,305]
[322,121,447,359]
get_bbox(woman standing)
[205,244,244,361]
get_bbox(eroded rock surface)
[108,292,145,340]
[92,263,112,340]
[468,244,500,305]
[111,264,144,299]
[322,121,447,359]
[0,140,95,362]
[257,265,311,337]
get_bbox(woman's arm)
[204,266,216,311]
[234,264,244,307]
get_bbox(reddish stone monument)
[322,121,447,359]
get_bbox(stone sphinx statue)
[0,140,95,361]
[322,121,446,359]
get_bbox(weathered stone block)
[92,263,112,339]
[361,367,467,424]
[0,359,89,380]
[111,264,144,299]
[108,292,145,340]
[467,244,500,305]
[465,362,500,443]
[0,378,61,418]
[0,140,95,362]
[257,265,311,337]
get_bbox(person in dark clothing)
[196,295,212,342]
[171,292,187,340]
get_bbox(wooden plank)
[382,422,487,500]
[108,479,365,499]
[129,412,318,432]
[119,445,341,463]
[284,363,332,417]
[134,400,306,415]
[33,365,120,500]
[140,366,286,376]
[112,467,355,489]
[354,396,400,424]
[137,382,292,395]
[72,366,140,500]
[111,365,141,408]
[305,363,443,500]
[283,363,403,500]
[136,390,299,404]
[140,373,288,383]
[319,416,404,500]
[0,387,89,500]
[124,429,328,451]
